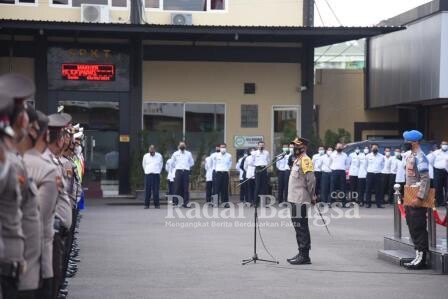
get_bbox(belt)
[0,260,20,279]
[216,171,229,173]
[176,169,189,171]
[255,166,267,169]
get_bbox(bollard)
[393,184,402,239]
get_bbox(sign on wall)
[234,135,264,148]
[61,63,116,81]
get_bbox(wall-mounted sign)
[61,64,115,81]
[234,135,264,148]
[119,135,130,143]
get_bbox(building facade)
[0,0,397,195]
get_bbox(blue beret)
[403,130,423,142]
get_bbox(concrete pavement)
[69,198,448,299]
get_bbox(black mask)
[259,147,264,151]
[180,146,186,151]
[372,148,378,154]
[216,149,220,153]
[336,148,343,153]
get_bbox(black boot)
[288,251,311,265]
[286,253,300,263]
[404,250,427,270]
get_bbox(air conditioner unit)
[81,4,110,23]
[171,13,192,25]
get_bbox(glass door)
[272,106,300,155]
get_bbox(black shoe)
[144,206,149,209]
[288,253,311,265]
[403,251,426,270]
[286,253,300,263]
[377,205,385,208]
[182,204,191,208]
[155,206,160,209]
[365,205,371,208]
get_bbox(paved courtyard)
[69,198,448,299]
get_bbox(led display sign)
[61,64,115,81]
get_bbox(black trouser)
[174,170,190,206]
[144,173,160,207]
[278,170,290,203]
[254,167,268,204]
[214,172,229,204]
[380,173,394,204]
[330,170,346,205]
[366,172,382,207]
[320,172,331,203]
[18,289,37,299]
[405,206,429,252]
[357,178,366,204]
[206,181,213,202]
[245,179,255,204]
[290,204,311,253]
[434,168,447,206]
[239,179,246,202]
[167,181,174,196]
[211,170,217,195]
[37,278,53,299]
[314,171,322,196]
[1,276,18,299]
[349,175,358,196]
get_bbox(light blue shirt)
[366,153,384,173]
[212,152,232,172]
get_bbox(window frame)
[240,104,258,129]
[0,0,38,7]
[145,0,228,13]
[49,0,129,10]
[142,101,227,143]
[271,105,301,159]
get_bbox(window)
[0,0,36,4]
[145,0,226,11]
[143,102,225,155]
[241,104,258,128]
[52,0,128,8]
[272,106,299,154]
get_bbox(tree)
[323,128,352,148]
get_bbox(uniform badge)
[301,157,314,173]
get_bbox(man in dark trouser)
[142,145,163,209]
[286,137,316,265]
[430,141,448,207]
[402,130,430,270]
[365,143,385,208]
[276,144,291,203]
[170,142,194,207]
[251,141,270,205]
[212,144,232,206]
[329,143,349,207]
[145,174,161,208]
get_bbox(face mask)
[336,148,343,153]
[282,147,289,153]
[355,149,360,154]
[250,151,255,156]
[220,148,226,154]
[442,144,448,151]
[385,151,391,157]
[216,149,220,153]
[150,151,155,156]
[372,148,378,154]
[289,147,294,153]
[327,150,333,155]
[318,149,325,155]
[363,148,369,154]
[179,146,186,151]
[259,146,264,151]
[294,147,304,155]
[395,152,401,158]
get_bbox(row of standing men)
[0,73,85,299]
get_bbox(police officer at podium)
[402,130,430,270]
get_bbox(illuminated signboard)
[61,64,115,81]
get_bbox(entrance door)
[272,106,301,155]
[60,100,119,197]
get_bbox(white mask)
[385,151,391,157]
[363,148,369,154]
[355,149,360,154]
[318,149,325,155]
[442,144,448,151]
[327,150,333,155]
[220,148,226,154]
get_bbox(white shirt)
[321,154,332,173]
[357,154,368,179]
[312,153,324,172]
[205,156,214,182]
[165,158,175,181]
[171,150,194,171]
[142,152,163,174]
[428,149,448,170]
[394,158,406,183]
[213,152,232,172]
[348,152,363,176]
[236,156,246,180]
[250,149,270,167]
[381,156,393,174]
[276,153,290,171]
[330,151,349,171]
[244,155,256,179]
[366,153,384,173]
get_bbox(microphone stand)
[241,151,289,265]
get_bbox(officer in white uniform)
[348,147,362,200]
[356,147,369,205]
[170,141,194,207]
[204,154,214,203]
[380,147,394,204]
[365,143,385,208]
[428,141,448,206]
[312,146,325,197]
[165,158,175,201]
[142,145,163,209]
[248,141,270,204]
[320,147,333,204]
[330,143,350,207]
[276,144,291,203]
[212,143,232,206]
[392,148,405,195]
[243,148,256,205]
